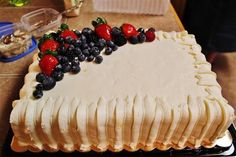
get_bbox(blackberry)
[42,77,56,90]
[33,89,43,99]
[138,33,146,43]
[113,34,127,46]
[94,55,103,64]
[52,70,64,81]
[86,55,94,62]
[129,36,139,44]
[104,47,113,55]
[36,73,47,83]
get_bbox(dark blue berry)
[74,30,81,37]
[88,42,95,48]
[94,55,103,64]
[62,63,71,73]
[33,89,43,99]
[71,57,80,65]
[54,64,63,72]
[81,43,89,50]
[106,40,115,48]
[148,27,156,32]
[68,44,75,51]
[36,83,43,90]
[104,47,113,55]
[52,70,64,81]
[71,64,81,74]
[82,49,90,57]
[73,39,82,47]
[56,37,64,43]
[138,33,146,43]
[86,55,94,62]
[90,47,100,56]
[78,54,86,62]
[57,46,66,55]
[111,27,122,36]
[57,56,69,64]
[74,47,82,56]
[82,27,93,36]
[99,38,106,45]
[42,77,56,90]
[81,35,87,44]
[36,73,47,83]
[112,45,118,51]
[137,28,145,33]
[129,36,139,44]
[113,34,127,46]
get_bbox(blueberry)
[112,45,118,51]
[148,27,156,32]
[52,70,64,81]
[129,36,139,44]
[111,27,122,36]
[81,43,89,50]
[68,44,75,51]
[90,47,100,56]
[138,33,146,43]
[33,89,43,99]
[57,56,69,64]
[86,55,94,62]
[98,38,106,45]
[56,37,64,43]
[73,39,82,47]
[57,46,66,55]
[36,83,43,90]
[62,63,71,73]
[54,64,63,72]
[36,73,47,83]
[65,36,73,44]
[106,40,115,48]
[82,49,90,57]
[113,34,127,46]
[78,54,86,62]
[42,77,56,90]
[88,42,95,48]
[104,47,113,55]
[96,40,106,51]
[94,55,103,64]
[71,57,80,65]
[81,35,87,44]
[82,27,93,36]
[74,47,82,56]
[137,28,145,33]
[71,64,81,74]
[74,30,81,37]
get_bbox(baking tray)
[2,125,236,157]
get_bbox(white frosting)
[10,31,235,152]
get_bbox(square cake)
[10,21,235,153]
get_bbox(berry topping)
[42,77,56,90]
[138,33,146,43]
[39,55,59,76]
[33,89,43,99]
[90,47,100,56]
[129,36,139,44]
[137,28,145,33]
[111,27,122,37]
[71,64,81,74]
[113,34,127,47]
[145,30,156,42]
[92,17,112,41]
[60,29,78,40]
[35,83,43,90]
[36,73,47,83]
[112,45,118,51]
[62,63,71,73]
[94,55,103,64]
[78,54,86,62]
[40,39,59,53]
[87,55,95,62]
[52,70,64,81]
[104,47,113,55]
[121,23,139,38]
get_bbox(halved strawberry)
[40,39,59,53]
[121,23,139,38]
[60,29,78,40]
[39,54,59,76]
[92,17,112,41]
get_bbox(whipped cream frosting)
[10,31,235,152]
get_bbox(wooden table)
[4,0,236,156]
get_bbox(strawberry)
[60,29,78,39]
[40,39,59,53]
[145,31,156,42]
[92,17,112,41]
[121,23,139,38]
[39,55,59,76]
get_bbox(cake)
[10,19,235,153]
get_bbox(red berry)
[39,55,59,76]
[121,23,139,38]
[40,39,59,53]
[60,29,78,39]
[95,24,112,41]
[145,31,156,42]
